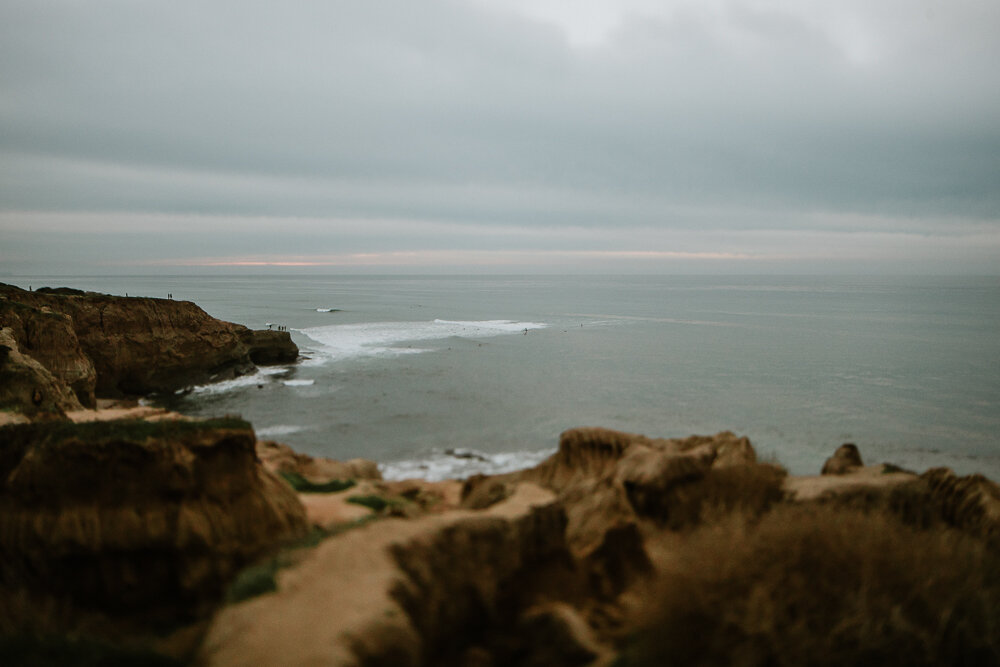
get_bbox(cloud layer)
[1,0,998,273]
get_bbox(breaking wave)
[298,319,546,363]
[379,447,554,482]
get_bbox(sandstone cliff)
[0,417,307,627]
[0,283,297,404]
[0,327,83,419]
[194,432,1000,667]
[0,298,96,407]
[199,483,580,667]
[197,429,780,666]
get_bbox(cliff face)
[0,298,97,406]
[0,327,83,418]
[0,283,297,401]
[0,417,307,623]
[201,429,777,666]
[52,292,254,396]
[237,328,299,366]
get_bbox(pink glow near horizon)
[135,249,765,268]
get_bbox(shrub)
[624,505,1000,666]
[346,495,391,512]
[278,471,355,494]
[226,559,282,604]
[628,463,787,530]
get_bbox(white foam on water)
[256,424,305,438]
[316,308,339,312]
[189,371,273,395]
[299,319,547,363]
[380,447,554,482]
[282,379,315,386]
[188,365,289,395]
[258,366,292,376]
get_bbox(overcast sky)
[1,0,998,274]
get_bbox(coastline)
[2,284,999,665]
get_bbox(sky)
[1,0,998,275]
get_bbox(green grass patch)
[278,471,355,494]
[226,559,283,604]
[0,298,72,319]
[346,494,393,512]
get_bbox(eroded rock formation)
[2,344,996,667]
[0,283,297,403]
[919,467,1000,544]
[199,483,571,666]
[0,327,83,419]
[0,297,97,407]
[0,417,307,625]
[257,440,382,483]
[821,442,864,474]
[238,328,299,366]
[199,428,784,666]
[506,428,778,598]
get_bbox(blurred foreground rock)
[3,412,999,666]
[200,482,576,666]
[0,418,307,628]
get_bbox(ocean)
[8,275,1000,481]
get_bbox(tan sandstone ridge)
[0,327,83,422]
[200,482,579,667]
[0,283,297,409]
[191,427,1000,667]
[0,417,307,638]
[2,415,998,665]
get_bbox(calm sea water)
[8,275,1000,480]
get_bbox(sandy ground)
[783,466,918,501]
[0,404,183,426]
[66,406,186,422]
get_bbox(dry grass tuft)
[627,463,787,530]
[625,504,1000,666]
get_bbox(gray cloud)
[0,0,998,272]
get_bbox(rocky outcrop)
[821,443,864,474]
[0,327,83,418]
[256,440,382,483]
[200,429,785,666]
[199,483,570,666]
[784,444,921,503]
[0,424,982,666]
[920,467,1000,545]
[0,283,297,399]
[0,417,307,624]
[502,428,776,598]
[238,328,299,365]
[0,298,97,406]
